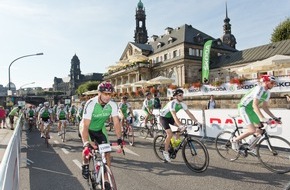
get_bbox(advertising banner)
[202,40,213,83]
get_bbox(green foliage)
[76,81,100,95]
[271,17,290,42]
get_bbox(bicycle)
[139,114,162,139]
[121,117,134,146]
[28,117,36,132]
[84,142,125,190]
[43,121,50,148]
[215,115,290,174]
[153,124,209,173]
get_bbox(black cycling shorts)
[159,116,174,130]
[88,129,108,145]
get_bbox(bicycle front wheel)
[127,125,134,146]
[88,158,97,190]
[257,135,290,174]
[215,131,239,161]
[103,165,117,190]
[153,134,166,161]
[182,138,209,172]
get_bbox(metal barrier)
[0,114,23,190]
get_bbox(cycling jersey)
[70,107,76,115]
[83,96,118,132]
[39,107,52,119]
[142,98,154,113]
[160,99,188,118]
[27,109,35,117]
[57,109,67,120]
[238,85,270,109]
[8,107,19,117]
[118,102,131,118]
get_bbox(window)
[173,50,177,58]
[160,56,163,62]
[156,57,159,63]
[200,50,203,57]
[196,49,199,57]
[164,53,168,61]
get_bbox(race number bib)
[98,143,112,154]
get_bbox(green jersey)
[118,102,131,118]
[160,99,188,118]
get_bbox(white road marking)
[61,148,69,154]
[73,159,82,169]
[112,146,140,156]
[54,140,59,144]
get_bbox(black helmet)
[172,89,184,97]
[122,96,128,99]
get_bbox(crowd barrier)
[0,114,23,190]
[132,109,290,147]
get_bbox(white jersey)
[238,85,270,109]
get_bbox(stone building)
[53,54,103,95]
[103,1,290,91]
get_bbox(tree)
[76,81,100,95]
[271,18,290,42]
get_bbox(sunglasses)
[177,94,183,97]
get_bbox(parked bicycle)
[122,117,134,146]
[153,124,209,173]
[139,114,162,139]
[84,141,125,190]
[215,115,290,174]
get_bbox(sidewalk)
[0,128,14,164]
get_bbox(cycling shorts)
[88,128,109,145]
[42,117,49,122]
[159,116,174,130]
[238,106,260,126]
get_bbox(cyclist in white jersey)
[159,89,201,162]
[231,75,280,151]
[81,81,122,180]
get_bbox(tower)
[221,3,237,49]
[69,54,81,95]
[134,0,148,44]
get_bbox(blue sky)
[0,0,289,89]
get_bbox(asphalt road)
[19,124,290,190]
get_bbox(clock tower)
[134,0,148,44]
[221,3,237,49]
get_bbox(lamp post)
[19,82,35,96]
[8,53,43,95]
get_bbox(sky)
[0,0,289,89]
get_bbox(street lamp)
[20,82,35,89]
[8,53,43,95]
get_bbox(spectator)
[0,106,6,129]
[153,93,162,109]
[207,95,216,109]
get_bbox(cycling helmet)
[60,104,64,108]
[145,92,151,96]
[122,96,128,100]
[44,102,49,106]
[172,89,184,97]
[97,81,114,93]
[39,103,43,107]
[260,75,276,83]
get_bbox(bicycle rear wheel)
[103,165,117,190]
[257,135,290,174]
[215,131,239,161]
[182,138,209,172]
[127,125,134,146]
[153,134,166,161]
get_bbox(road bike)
[121,117,134,146]
[215,115,290,174]
[139,114,162,139]
[153,124,209,173]
[43,121,50,148]
[59,120,67,142]
[84,142,125,190]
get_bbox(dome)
[137,0,143,9]
[6,82,16,89]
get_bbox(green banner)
[202,40,213,83]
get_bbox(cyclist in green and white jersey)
[231,75,280,151]
[81,81,122,179]
[38,102,53,138]
[142,92,154,128]
[118,96,134,127]
[76,101,85,124]
[159,89,201,162]
[57,104,68,136]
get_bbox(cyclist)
[8,106,22,130]
[81,81,122,180]
[118,96,134,128]
[57,104,68,136]
[231,75,280,151]
[26,105,36,127]
[76,101,85,124]
[142,92,154,130]
[159,89,201,162]
[38,102,53,138]
[69,105,77,124]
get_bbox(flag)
[202,40,213,83]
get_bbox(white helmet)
[44,102,49,106]
[260,75,276,83]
